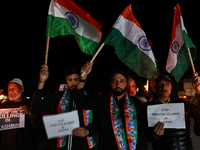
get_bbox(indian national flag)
[104,5,158,80]
[46,0,103,55]
[166,4,197,82]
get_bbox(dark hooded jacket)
[144,94,200,150]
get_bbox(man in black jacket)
[144,72,200,150]
[31,64,98,150]
[0,78,35,150]
[74,62,147,150]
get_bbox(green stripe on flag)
[182,30,197,53]
[74,34,98,56]
[46,15,74,37]
[105,28,158,80]
[46,15,98,56]
[171,30,197,82]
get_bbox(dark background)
[0,0,199,96]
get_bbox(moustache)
[161,89,168,93]
[69,85,77,89]
[114,87,123,91]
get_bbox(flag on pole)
[46,0,103,55]
[104,5,158,80]
[166,4,197,82]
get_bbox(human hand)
[193,72,200,93]
[72,127,89,137]
[39,64,49,83]
[154,121,165,136]
[20,105,31,115]
[80,62,93,79]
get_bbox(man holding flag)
[31,1,102,149]
[31,64,98,150]
[74,62,147,150]
[143,4,200,150]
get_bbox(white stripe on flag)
[113,15,157,67]
[48,0,101,43]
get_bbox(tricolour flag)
[46,0,103,55]
[166,4,197,82]
[104,5,158,80]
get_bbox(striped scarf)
[110,92,138,150]
[57,90,95,149]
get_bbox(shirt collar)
[158,97,170,104]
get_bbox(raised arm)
[31,64,59,113]
[38,64,49,90]
[77,62,93,90]
[74,62,103,111]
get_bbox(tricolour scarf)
[110,92,138,150]
[57,90,95,149]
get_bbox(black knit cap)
[155,71,176,85]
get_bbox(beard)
[69,85,77,90]
[111,87,125,96]
[9,93,22,101]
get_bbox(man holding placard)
[31,64,98,150]
[0,78,35,150]
[144,72,200,150]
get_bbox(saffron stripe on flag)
[54,0,102,30]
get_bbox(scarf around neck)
[110,92,138,150]
[57,90,95,149]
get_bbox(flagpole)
[81,43,105,77]
[45,36,50,65]
[187,48,197,77]
[90,43,105,63]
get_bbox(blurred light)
[0,94,7,100]
[144,79,149,91]
[178,95,187,99]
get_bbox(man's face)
[8,82,24,101]
[110,73,127,96]
[65,74,80,90]
[127,80,136,96]
[155,80,172,102]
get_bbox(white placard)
[43,110,80,139]
[0,108,25,131]
[147,103,185,129]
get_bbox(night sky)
[1,0,199,95]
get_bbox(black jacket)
[31,89,98,150]
[74,88,147,150]
[144,94,200,150]
[0,98,35,150]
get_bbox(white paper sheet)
[147,103,185,129]
[43,110,80,139]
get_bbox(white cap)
[9,78,23,86]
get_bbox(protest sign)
[147,103,185,129]
[0,108,25,131]
[43,110,80,139]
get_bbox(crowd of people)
[0,62,200,150]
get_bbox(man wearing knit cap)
[8,78,24,102]
[144,71,200,150]
[0,78,35,150]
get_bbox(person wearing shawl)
[31,64,98,150]
[74,62,147,150]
